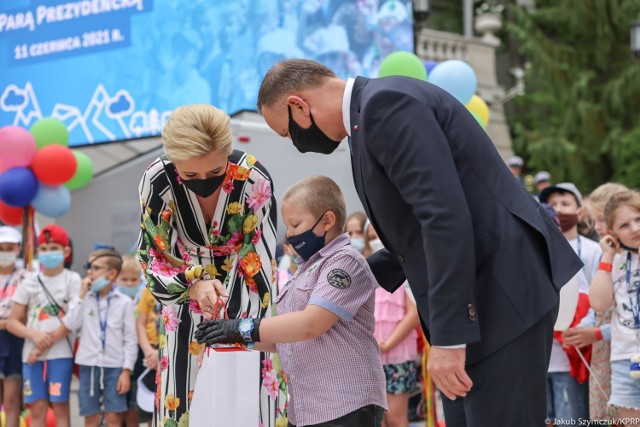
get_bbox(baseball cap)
[0,226,21,244]
[508,155,524,168]
[534,171,551,184]
[37,224,69,247]
[539,182,583,207]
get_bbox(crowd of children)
[1,172,640,426]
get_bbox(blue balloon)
[424,60,438,76]
[427,60,477,105]
[0,167,39,207]
[32,184,71,218]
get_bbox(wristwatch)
[238,318,255,343]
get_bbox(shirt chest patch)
[305,261,321,276]
[327,269,351,289]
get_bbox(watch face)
[239,319,252,333]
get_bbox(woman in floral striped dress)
[137,104,287,426]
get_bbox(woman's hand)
[188,279,228,319]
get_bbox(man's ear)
[286,95,310,115]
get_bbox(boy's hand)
[195,318,260,346]
[117,370,131,395]
[79,276,92,299]
[563,327,598,349]
[32,331,54,351]
[143,349,158,370]
[27,349,42,365]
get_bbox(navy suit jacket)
[350,76,583,363]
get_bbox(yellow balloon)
[466,95,490,127]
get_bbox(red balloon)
[0,201,22,225]
[31,145,77,185]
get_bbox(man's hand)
[427,347,473,401]
[563,327,598,349]
[195,319,260,346]
[117,370,131,395]
[188,279,228,320]
[32,331,54,351]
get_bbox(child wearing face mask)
[115,256,146,427]
[590,190,640,422]
[7,224,80,427]
[540,183,603,421]
[365,222,421,427]
[61,249,138,426]
[344,211,367,254]
[196,175,387,427]
[0,226,27,427]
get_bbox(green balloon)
[30,118,69,148]
[378,51,428,81]
[65,150,93,190]
[470,111,487,130]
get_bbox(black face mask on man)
[288,106,341,154]
[182,172,226,198]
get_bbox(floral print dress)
[138,150,288,427]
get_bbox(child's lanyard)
[625,252,640,329]
[2,269,16,295]
[577,236,582,261]
[96,290,113,352]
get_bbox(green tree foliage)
[505,0,640,190]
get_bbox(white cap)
[305,25,350,58]
[534,171,551,184]
[376,0,408,24]
[539,182,583,207]
[257,29,303,58]
[0,226,21,244]
[508,155,524,167]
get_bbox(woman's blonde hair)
[162,104,233,161]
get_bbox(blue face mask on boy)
[91,275,111,293]
[116,284,140,298]
[287,212,327,262]
[38,251,64,269]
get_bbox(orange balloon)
[31,145,77,185]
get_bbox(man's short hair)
[257,59,336,113]
[282,175,347,230]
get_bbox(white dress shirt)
[64,287,138,370]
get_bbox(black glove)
[195,318,261,346]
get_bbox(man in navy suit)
[257,59,582,426]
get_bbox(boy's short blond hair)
[282,176,347,230]
[162,104,233,161]
[121,255,142,275]
[89,249,123,275]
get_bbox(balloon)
[0,168,39,207]
[32,184,71,218]
[29,118,69,148]
[0,126,37,169]
[470,112,487,130]
[423,60,438,76]
[65,150,94,190]
[466,95,490,127]
[0,201,22,225]
[378,51,427,81]
[554,274,579,331]
[428,60,477,105]
[31,145,77,186]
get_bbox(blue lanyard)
[96,290,113,351]
[577,236,582,261]
[625,252,640,328]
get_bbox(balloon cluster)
[0,118,94,225]
[377,51,491,129]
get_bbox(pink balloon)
[0,126,36,169]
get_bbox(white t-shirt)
[548,236,602,372]
[12,269,81,362]
[569,236,602,294]
[611,251,640,361]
